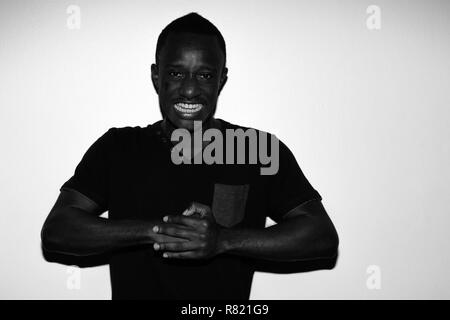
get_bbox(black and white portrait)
[1,0,449,301]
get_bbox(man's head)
[151,13,228,131]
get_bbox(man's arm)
[218,199,339,261]
[41,188,187,256]
[152,200,339,261]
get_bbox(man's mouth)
[174,102,204,114]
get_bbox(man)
[41,13,339,300]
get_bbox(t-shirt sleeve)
[267,139,322,222]
[60,128,115,210]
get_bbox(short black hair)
[155,12,226,66]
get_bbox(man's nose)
[179,75,200,98]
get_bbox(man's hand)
[152,202,225,259]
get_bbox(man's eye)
[198,73,213,80]
[169,71,184,79]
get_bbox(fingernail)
[163,216,168,222]
[153,226,159,233]
[163,253,168,258]
[153,243,160,251]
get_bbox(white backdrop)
[1,0,449,299]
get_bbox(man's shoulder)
[98,123,158,150]
[218,118,288,147]
[107,124,153,135]
[218,119,274,136]
[217,119,292,158]
[105,122,157,139]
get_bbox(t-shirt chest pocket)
[212,184,250,227]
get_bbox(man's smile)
[174,102,204,114]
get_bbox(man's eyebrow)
[164,63,217,71]
[164,64,184,69]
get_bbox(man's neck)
[160,118,222,162]
[160,118,222,144]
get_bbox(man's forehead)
[159,32,224,66]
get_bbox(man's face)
[151,32,227,131]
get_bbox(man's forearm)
[218,215,339,261]
[41,207,182,256]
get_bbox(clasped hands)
[152,202,224,259]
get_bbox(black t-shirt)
[61,119,322,299]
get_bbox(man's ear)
[218,67,228,95]
[151,63,159,94]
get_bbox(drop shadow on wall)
[42,246,111,268]
[42,244,339,273]
[252,250,339,274]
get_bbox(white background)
[1,0,449,299]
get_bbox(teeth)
[174,103,203,113]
